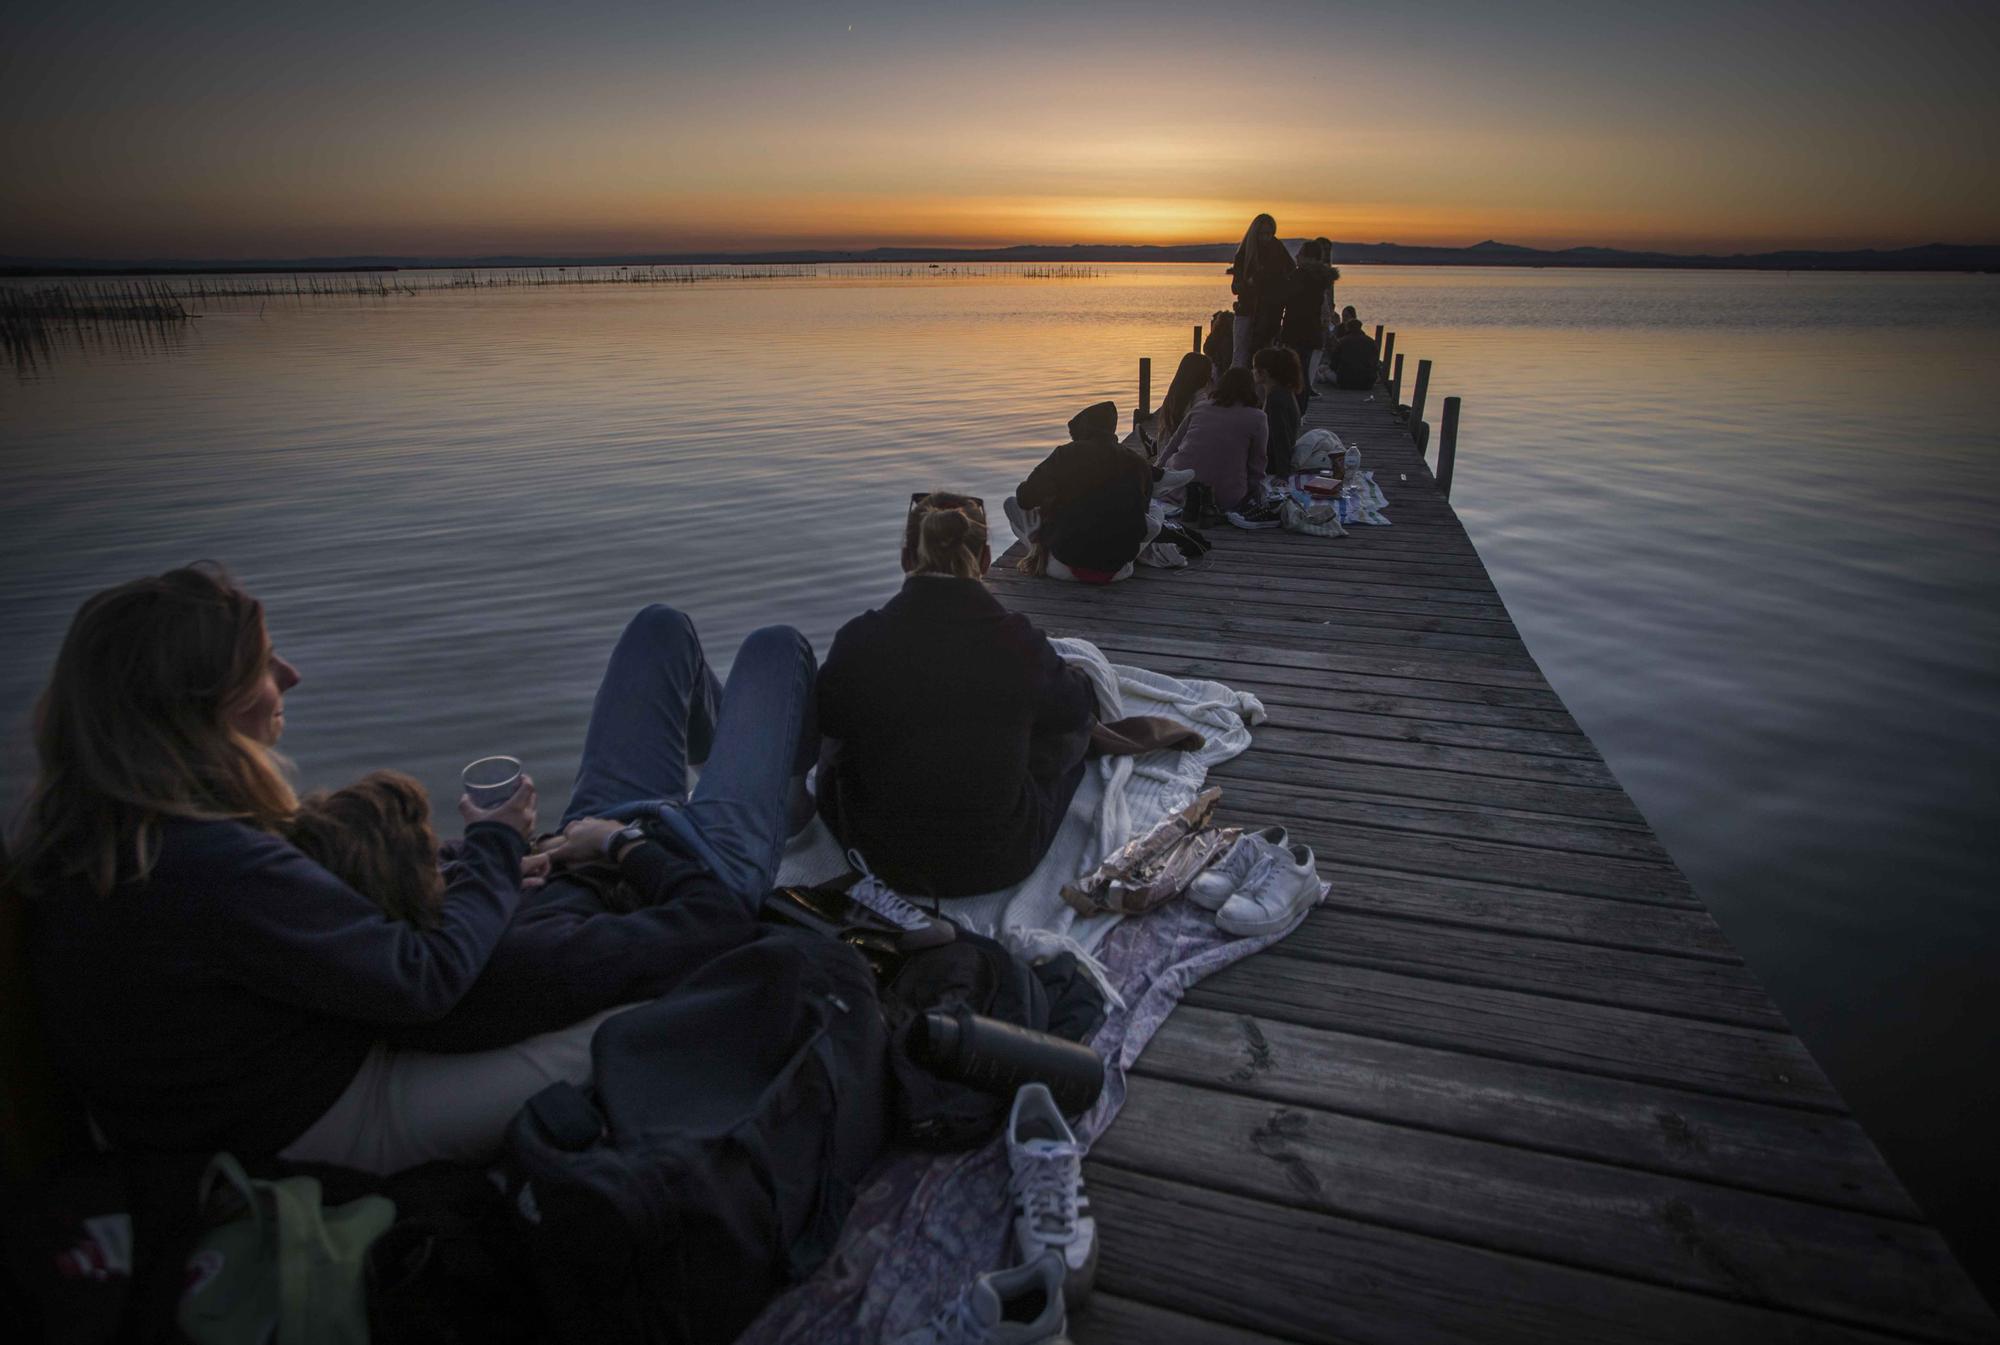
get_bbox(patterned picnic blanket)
[744,647,1318,1340]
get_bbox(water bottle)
[915,1006,1105,1115]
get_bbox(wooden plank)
[998,589,1537,661]
[1135,1007,1921,1220]
[1002,623,1562,693]
[1271,907,1785,1029]
[1225,804,1697,905]
[1210,751,1648,826]
[1073,1294,1292,1345]
[1129,557,1505,594]
[1304,861,1734,958]
[1183,958,1840,1110]
[1082,1167,1916,1345]
[1247,723,1622,787]
[1218,777,1670,864]
[998,566,1511,612]
[1080,639,1578,719]
[1092,1081,1992,1341]
[995,571,1522,632]
[1251,702,1604,761]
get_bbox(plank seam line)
[1173,994,1850,1118]
[1217,785,1668,855]
[1253,943,1789,1034]
[1304,897,1745,966]
[1119,1061,1924,1225]
[1208,838,1702,911]
[1240,738,1627,791]
[1083,1155,1958,1345]
[1013,627,1559,692]
[1078,1291,1325,1345]
[1215,769,1654,833]
[1210,765,1651,833]
[1214,795,1681,865]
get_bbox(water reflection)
[3,264,1997,1293]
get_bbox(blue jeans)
[562,605,817,911]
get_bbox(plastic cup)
[461,756,525,809]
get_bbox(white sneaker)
[891,1254,1067,1345]
[1186,826,1287,910]
[1007,1084,1097,1307]
[1216,843,1324,938]
[844,851,932,932]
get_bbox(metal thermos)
[916,1006,1105,1115]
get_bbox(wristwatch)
[606,822,649,862]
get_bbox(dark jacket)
[1232,236,1295,348]
[1229,234,1295,307]
[26,819,523,1155]
[385,841,757,1054]
[817,578,1096,899]
[1202,313,1234,378]
[1264,387,1302,476]
[1335,329,1379,390]
[1281,261,1336,345]
[1015,402,1156,574]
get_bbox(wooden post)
[1391,352,1404,408]
[1138,357,1152,421]
[1193,324,1203,354]
[1372,322,1383,350]
[1410,359,1433,442]
[1437,396,1462,499]
[1382,330,1396,382]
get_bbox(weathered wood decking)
[986,383,1998,1343]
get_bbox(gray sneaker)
[891,1254,1068,1345]
[1008,1084,1097,1307]
[1216,842,1324,937]
[1186,826,1287,910]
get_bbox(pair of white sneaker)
[1186,825,1324,936]
[893,1083,1092,1344]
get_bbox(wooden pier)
[986,351,1997,1343]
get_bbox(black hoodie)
[1014,401,1156,574]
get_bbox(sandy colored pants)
[279,1005,633,1175]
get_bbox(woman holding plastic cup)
[10,564,816,1174]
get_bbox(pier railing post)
[1391,352,1404,408]
[1410,359,1432,440]
[1437,396,1462,499]
[1193,324,1203,354]
[1138,357,1151,422]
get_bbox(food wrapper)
[1062,787,1234,916]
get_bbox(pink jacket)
[1160,400,1268,511]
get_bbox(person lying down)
[285,771,757,1055]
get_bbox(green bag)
[178,1153,396,1345]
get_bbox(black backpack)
[878,927,1105,1150]
[500,926,888,1345]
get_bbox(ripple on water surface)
[4,264,1998,1293]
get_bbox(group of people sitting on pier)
[1010,212,1380,582]
[2,218,1364,1339]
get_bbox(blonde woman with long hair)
[814,493,1096,899]
[13,563,817,1173]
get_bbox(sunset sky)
[3,0,1997,259]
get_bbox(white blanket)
[776,641,1266,960]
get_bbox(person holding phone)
[814,493,1096,899]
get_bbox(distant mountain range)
[5,239,1996,275]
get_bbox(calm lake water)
[4,263,1997,1292]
